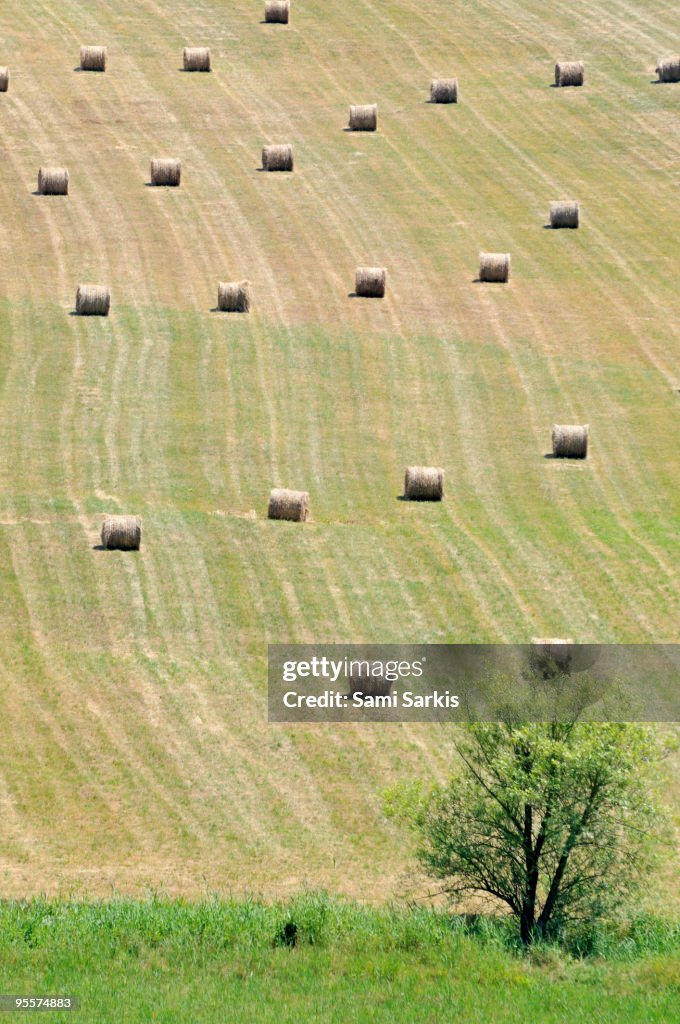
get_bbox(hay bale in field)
[150,158,181,186]
[656,57,680,82]
[76,285,110,316]
[550,201,579,228]
[183,47,211,71]
[80,46,107,71]
[555,61,584,86]
[268,488,309,522]
[551,424,589,459]
[404,466,444,501]
[101,515,142,551]
[261,144,293,171]
[217,280,250,312]
[0,67,9,92]
[265,0,290,23]
[530,638,575,677]
[430,78,458,103]
[479,253,510,283]
[347,673,392,698]
[355,267,386,297]
[38,167,69,195]
[348,104,377,131]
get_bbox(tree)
[387,721,667,945]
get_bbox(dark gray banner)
[268,644,680,722]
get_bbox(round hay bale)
[555,61,584,86]
[355,267,386,297]
[348,104,377,131]
[479,253,510,283]
[529,638,575,677]
[430,78,458,103]
[38,167,69,195]
[261,144,293,171]
[150,158,181,186]
[101,515,142,551]
[80,46,107,71]
[76,285,110,316]
[0,67,9,92]
[218,281,250,312]
[183,47,211,72]
[552,424,589,459]
[529,639,600,678]
[347,673,392,698]
[404,466,444,501]
[656,57,680,82]
[550,201,579,229]
[268,488,309,522]
[265,0,290,23]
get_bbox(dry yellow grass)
[0,0,677,905]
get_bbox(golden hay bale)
[261,144,293,171]
[76,285,110,316]
[555,61,584,86]
[430,78,458,103]
[0,67,9,92]
[101,515,142,551]
[529,638,575,676]
[183,47,211,71]
[552,424,589,459]
[404,466,444,501]
[355,267,386,297]
[218,281,250,312]
[348,104,377,131]
[347,673,392,697]
[150,158,181,186]
[38,167,69,195]
[268,488,309,522]
[80,46,107,71]
[265,0,290,23]
[479,252,510,283]
[550,201,579,228]
[656,57,680,82]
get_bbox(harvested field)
[0,0,677,907]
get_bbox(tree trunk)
[520,802,539,945]
[520,906,536,945]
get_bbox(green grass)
[0,895,679,1023]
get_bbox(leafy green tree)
[387,722,668,945]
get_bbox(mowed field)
[0,0,679,898]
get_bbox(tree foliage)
[387,722,668,945]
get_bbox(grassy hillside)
[0,0,679,897]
